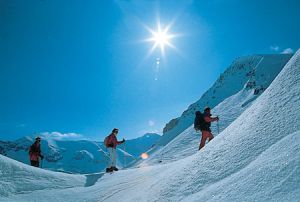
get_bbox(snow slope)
[183,131,300,202]
[145,49,300,201]
[136,54,292,166]
[159,54,292,147]
[1,50,299,201]
[138,88,256,166]
[0,154,85,197]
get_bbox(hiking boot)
[112,166,119,171]
[106,167,113,173]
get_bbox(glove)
[215,116,219,122]
[108,143,114,148]
[40,155,44,160]
[122,139,125,143]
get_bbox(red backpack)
[104,135,110,147]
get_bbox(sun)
[151,29,171,52]
[144,21,176,57]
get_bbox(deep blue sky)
[1,0,299,141]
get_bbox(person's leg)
[108,148,113,168]
[199,131,209,150]
[112,148,117,168]
[31,161,39,167]
[208,131,214,141]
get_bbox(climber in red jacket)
[105,128,125,172]
[199,107,219,150]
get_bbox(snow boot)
[112,166,119,171]
[106,167,113,173]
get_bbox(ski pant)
[31,160,39,167]
[107,147,117,168]
[199,130,214,150]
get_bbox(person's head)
[35,137,41,144]
[112,128,119,135]
[204,107,211,114]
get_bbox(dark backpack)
[194,111,205,131]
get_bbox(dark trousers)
[199,130,214,150]
[31,160,39,167]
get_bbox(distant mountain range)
[0,133,160,174]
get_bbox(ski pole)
[123,142,126,168]
[93,141,111,159]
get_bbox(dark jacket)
[29,142,42,161]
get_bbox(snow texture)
[0,155,85,197]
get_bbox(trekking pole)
[105,147,109,169]
[41,159,43,168]
[93,141,110,159]
[123,142,126,168]
[217,121,220,135]
[91,141,112,171]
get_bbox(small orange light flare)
[141,153,149,159]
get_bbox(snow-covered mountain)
[160,54,292,147]
[0,133,160,174]
[1,50,299,201]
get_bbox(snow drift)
[0,154,85,197]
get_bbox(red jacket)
[201,112,218,132]
[29,142,42,161]
[106,134,123,149]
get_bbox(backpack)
[104,135,110,147]
[194,111,205,131]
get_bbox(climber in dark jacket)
[29,137,44,167]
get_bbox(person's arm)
[204,116,219,122]
[117,138,125,144]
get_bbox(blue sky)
[1,0,299,141]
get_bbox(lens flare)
[141,153,149,159]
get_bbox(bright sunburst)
[150,29,171,52]
[145,21,176,57]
